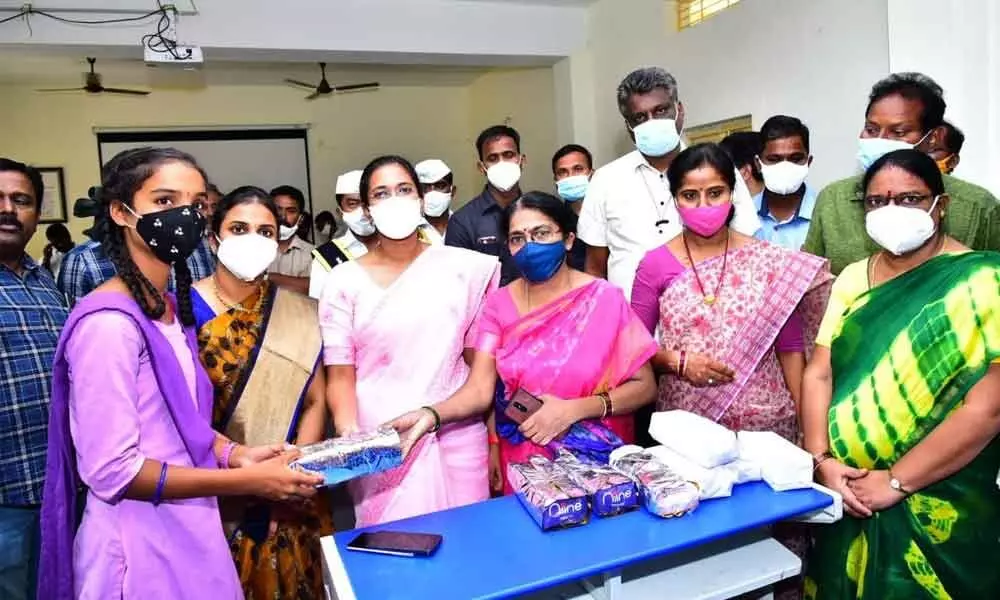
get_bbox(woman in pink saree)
[319,156,499,527]
[388,192,658,493]
[630,144,830,600]
[631,143,830,441]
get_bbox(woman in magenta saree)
[386,192,658,494]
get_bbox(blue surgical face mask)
[556,175,590,202]
[632,118,681,158]
[513,240,566,283]
[857,130,933,170]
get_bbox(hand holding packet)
[290,427,403,487]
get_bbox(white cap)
[335,170,363,196]
[415,159,452,184]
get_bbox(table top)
[331,481,832,600]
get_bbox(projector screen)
[97,128,313,215]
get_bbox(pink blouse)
[631,245,805,352]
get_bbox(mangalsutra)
[212,276,264,313]
[683,231,729,306]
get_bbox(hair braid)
[172,260,195,327]
[102,202,166,320]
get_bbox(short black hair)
[941,120,965,154]
[718,132,762,182]
[500,191,578,241]
[863,149,944,198]
[551,144,593,174]
[667,143,737,197]
[475,125,521,161]
[359,155,423,206]
[0,158,44,209]
[867,72,946,134]
[212,185,278,235]
[45,223,71,244]
[760,115,810,152]
[269,185,305,211]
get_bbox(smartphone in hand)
[504,388,544,425]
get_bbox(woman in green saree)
[802,149,1000,599]
[191,187,332,599]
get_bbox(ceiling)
[0,51,494,88]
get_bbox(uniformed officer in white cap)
[308,169,379,299]
[414,159,455,244]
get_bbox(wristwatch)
[888,470,911,495]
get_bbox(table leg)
[581,570,622,600]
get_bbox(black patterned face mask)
[125,204,205,264]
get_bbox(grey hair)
[616,67,679,117]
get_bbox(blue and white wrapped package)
[551,450,639,517]
[290,427,403,487]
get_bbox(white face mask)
[278,219,299,241]
[759,160,810,195]
[215,233,278,282]
[423,191,452,218]
[485,161,521,192]
[369,195,424,240]
[865,196,939,256]
[342,207,376,237]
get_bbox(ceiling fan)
[36,57,150,96]
[285,62,379,100]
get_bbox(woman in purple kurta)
[37,147,321,599]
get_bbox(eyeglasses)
[860,193,934,210]
[508,226,562,248]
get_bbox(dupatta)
[37,292,216,600]
[493,279,658,464]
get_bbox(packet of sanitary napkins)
[551,450,639,517]
[290,427,403,487]
[737,431,812,491]
[609,445,699,518]
[508,460,590,531]
[648,410,739,469]
[646,445,736,499]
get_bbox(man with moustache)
[0,158,69,600]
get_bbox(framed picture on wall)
[685,115,753,145]
[37,167,68,223]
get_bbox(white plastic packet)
[737,430,812,491]
[646,445,736,499]
[648,410,739,469]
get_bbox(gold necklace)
[211,275,264,313]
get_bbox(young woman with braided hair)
[37,147,322,600]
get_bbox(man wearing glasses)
[577,67,760,300]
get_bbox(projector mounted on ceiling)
[144,45,204,69]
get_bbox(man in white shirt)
[415,159,454,245]
[578,67,761,299]
[308,169,378,299]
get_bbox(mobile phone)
[346,531,443,557]
[504,388,544,424]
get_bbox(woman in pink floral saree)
[387,192,658,493]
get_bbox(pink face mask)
[677,202,732,237]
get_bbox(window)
[677,0,742,30]
[684,115,753,145]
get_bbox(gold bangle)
[597,392,611,418]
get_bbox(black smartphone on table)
[346,531,443,557]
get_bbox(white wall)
[582,0,890,189]
[888,0,1000,194]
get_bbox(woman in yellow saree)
[802,150,1000,599]
[191,186,331,599]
